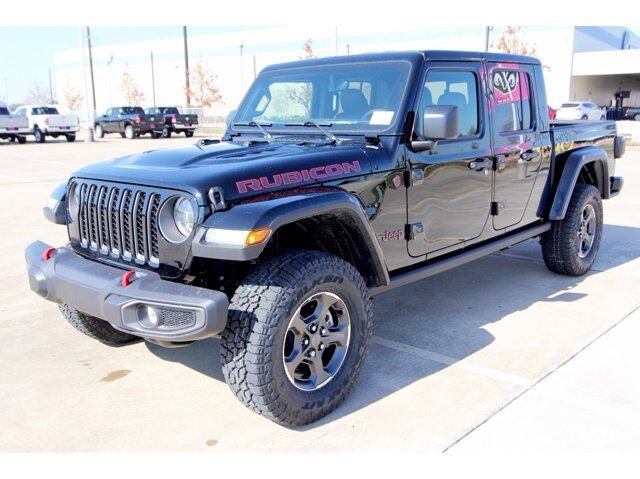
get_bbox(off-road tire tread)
[59,303,139,345]
[541,183,602,276]
[220,250,373,426]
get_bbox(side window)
[15,108,25,116]
[492,70,534,132]
[420,70,479,138]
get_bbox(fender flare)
[192,189,390,287]
[549,146,610,221]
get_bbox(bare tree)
[288,39,316,117]
[24,81,51,105]
[62,81,84,112]
[120,65,145,106]
[493,26,550,70]
[186,59,223,107]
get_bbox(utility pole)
[150,51,157,107]
[86,27,97,113]
[183,26,190,106]
[485,26,493,52]
[253,54,257,80]
[333,26,338,55]
[239,42,244,91]
[107,55,113,106]
[78,27,94,142]
[48,68,55,104]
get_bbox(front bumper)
[25,241,229,345]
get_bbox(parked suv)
[27,51,625,426]
[555,101,606,121]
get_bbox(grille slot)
[73,182,168,268]
[160,308,196,329]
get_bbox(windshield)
[233,61,411,133]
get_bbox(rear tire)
[151,131,161,139]
[541,183,603,276]
[581,115,588,120]
[162,126,171,138]
[124,124,135,139]
[634,114,640,121]
[185,130,194,138]
[59,303,139,345]
[95,124,104,138]
[221,250,373,426]
[66,133,76,142]
[17,136,27,144]
[34,126,45,143]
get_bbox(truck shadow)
[146,224,639,429]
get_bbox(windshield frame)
[230,59,416,137]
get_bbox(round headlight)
[67,183,80,222]
[173,197,195,237]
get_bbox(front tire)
[221,250,373,426]
[66,133,76,142]
[95,124,104,138]
[634,114,640,121]
[541,183,603,276]
[17,136,27,144]
[59,304,139,345]
[162,126,171,138]
[185,130,194,138]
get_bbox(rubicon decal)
[236,161,362,194]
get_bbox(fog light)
[137,305,163,328]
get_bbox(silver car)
[556,101,606,121]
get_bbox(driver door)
[406,62,493,258]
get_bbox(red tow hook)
[42,247,56,261]
[121,270,137,287]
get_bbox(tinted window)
[492,70,533,132]
[121,107,144,115]
[419,70,479,138]
[158,107,179,115]
[0,107,9,115]
[15,108,25,116]
[32,107,59,115]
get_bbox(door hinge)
[405,222,424,240]
[404,168,424,187]
[491,201,505,215]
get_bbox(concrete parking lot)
[0,135,639,452]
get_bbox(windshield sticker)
[369,110,394,125]
[492,71,529,105]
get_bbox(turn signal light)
[245,228,271,246]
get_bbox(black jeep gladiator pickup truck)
[94,106,156,139]
[145,106,198,138]
[27,51,625,426]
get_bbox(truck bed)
[550,120,616,158]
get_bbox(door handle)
[521,150,540,162]
[469,158,493,171]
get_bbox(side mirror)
[226,109,237,128]
[411,105,459,152]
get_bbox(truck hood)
[74,140,373,205]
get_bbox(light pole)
[485,26,493,52]
[78,27,94,142]
[48,68,55,104]
[150,51,157,107]
[107,55,113,106]
[240,41,245,91]
[183,26,190,106]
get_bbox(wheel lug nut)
[309,350,316,357]
[302,338,309,346]
[319,343,325,350]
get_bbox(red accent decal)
[42,247,56,261]
[121,270,136,287]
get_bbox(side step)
[370,223,551,296]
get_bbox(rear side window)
[420,70,479,138]
[32,107,59,115]
[0,107,9,115]
[492,70,534,133]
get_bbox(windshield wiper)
[233,121,273,142]
[285,121,338,144]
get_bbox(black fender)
[192,188,390,287]
[548,146,610,221]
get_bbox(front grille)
[72,181,164,268]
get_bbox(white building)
[52,26,640,119]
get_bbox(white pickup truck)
[0,106,29,143]
[13,105,80,143]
